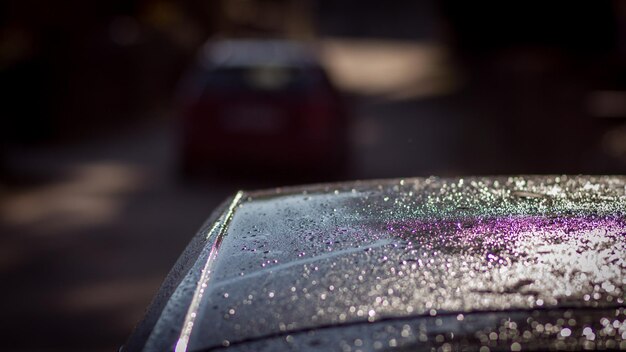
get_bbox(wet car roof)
[126,176,626,351]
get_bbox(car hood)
[127,176,626,351]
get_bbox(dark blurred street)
[0,116,233,350]
[2,0,626,350]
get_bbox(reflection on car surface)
[177,39,348,176]
[125,176,626,351]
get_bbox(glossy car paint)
[125,176,626,351]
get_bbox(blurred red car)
[177,39,349,177]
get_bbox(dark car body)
[125,176,626,351]
[177,40,348,175]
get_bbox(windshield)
[201,66,323,93]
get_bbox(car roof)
[126,176,626,351]
[198,39,319,69]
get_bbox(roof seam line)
[174,191,245,352]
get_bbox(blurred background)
[1,0,626,350]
